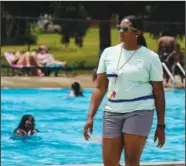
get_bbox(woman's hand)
[154,128,165,148]
[84,119,94,141]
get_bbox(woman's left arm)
[151,81,165,125]
[149,52,166,148]
[151,81,165,148]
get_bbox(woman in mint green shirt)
[84,15,165,166]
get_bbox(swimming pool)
[1,88,185,165]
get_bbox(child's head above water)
[71,82,83,97]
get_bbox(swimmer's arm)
[151,81,165,125]
[87,73,108,120]
[15,129,26,136]
[67,90,74,97]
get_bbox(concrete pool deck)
[1,75,94,88]
[1,75,185,88]
[57,161,185,166]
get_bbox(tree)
[1,6,7,46]
[52,2,89,48]
[82,2,113,56]
[143,2,185,38]
[83,1,148,56]
[1,1,52,45]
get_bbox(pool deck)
[1,75,95,88]
[1,75,185,88]
[57,161,185,166]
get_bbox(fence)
[1,16,185,70]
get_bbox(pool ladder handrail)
[162,62,175,84]
[171,62,185,76]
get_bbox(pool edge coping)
[54,161,185,166]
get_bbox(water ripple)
[1,88,185,165]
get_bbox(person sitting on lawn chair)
[8,51,32,67]
[7,51,44,77]
[34,45,67,67]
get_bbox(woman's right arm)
[84,73,108,140]
[87,73,108,120]
[84,48,108,140]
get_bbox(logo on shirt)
[136,59,144,68]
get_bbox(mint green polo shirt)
[97,43,163,113]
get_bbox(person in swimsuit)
[14,115,39,136]
[34,45,67,67]
[7,51,44,76]
[9,51,32,66]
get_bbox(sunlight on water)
[1,88,185,165]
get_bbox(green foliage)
[144,2,185,39]
[2,17,38,45]
[1,2,40,46]
[75,60,87,69]
[1,28,185,68]
[53,2,89,48]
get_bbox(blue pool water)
[1,88,185,165]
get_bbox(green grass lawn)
[1,28,185,67]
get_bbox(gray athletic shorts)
[103,110,154,138]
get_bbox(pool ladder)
[171,62,185,77]
[162,62,176,87]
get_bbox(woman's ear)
[136,30,142,37]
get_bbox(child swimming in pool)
[14,115,39,136]
[68,82,83,97]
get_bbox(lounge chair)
[3,52,36,76]
[43,64,76,77]
[3,52,76,77]
[37,53,76,76]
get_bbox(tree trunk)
[1,18,6,46]
[99,21,111,56]
[98,2,112,57]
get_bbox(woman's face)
[24,117,34,130]
[40,48,47,55]
[119,19,138,43]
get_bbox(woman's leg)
[24,52,32,66]
[16,52,32,66]
[16,55,27,65]
[102,111,125,166]
[50,60,68,67]
[29,53,44,76]
[122,110,154,166]
[123,134,146,166]
[103,137,123,166]
[29,52,42,67]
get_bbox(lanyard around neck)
[108,44,139,99]
[116,44,138,71]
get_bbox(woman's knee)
[103,148,121,166]
[103,159,120,166]
[29,52,37,59]
[24,52,30,57]
[125,153,140,165]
